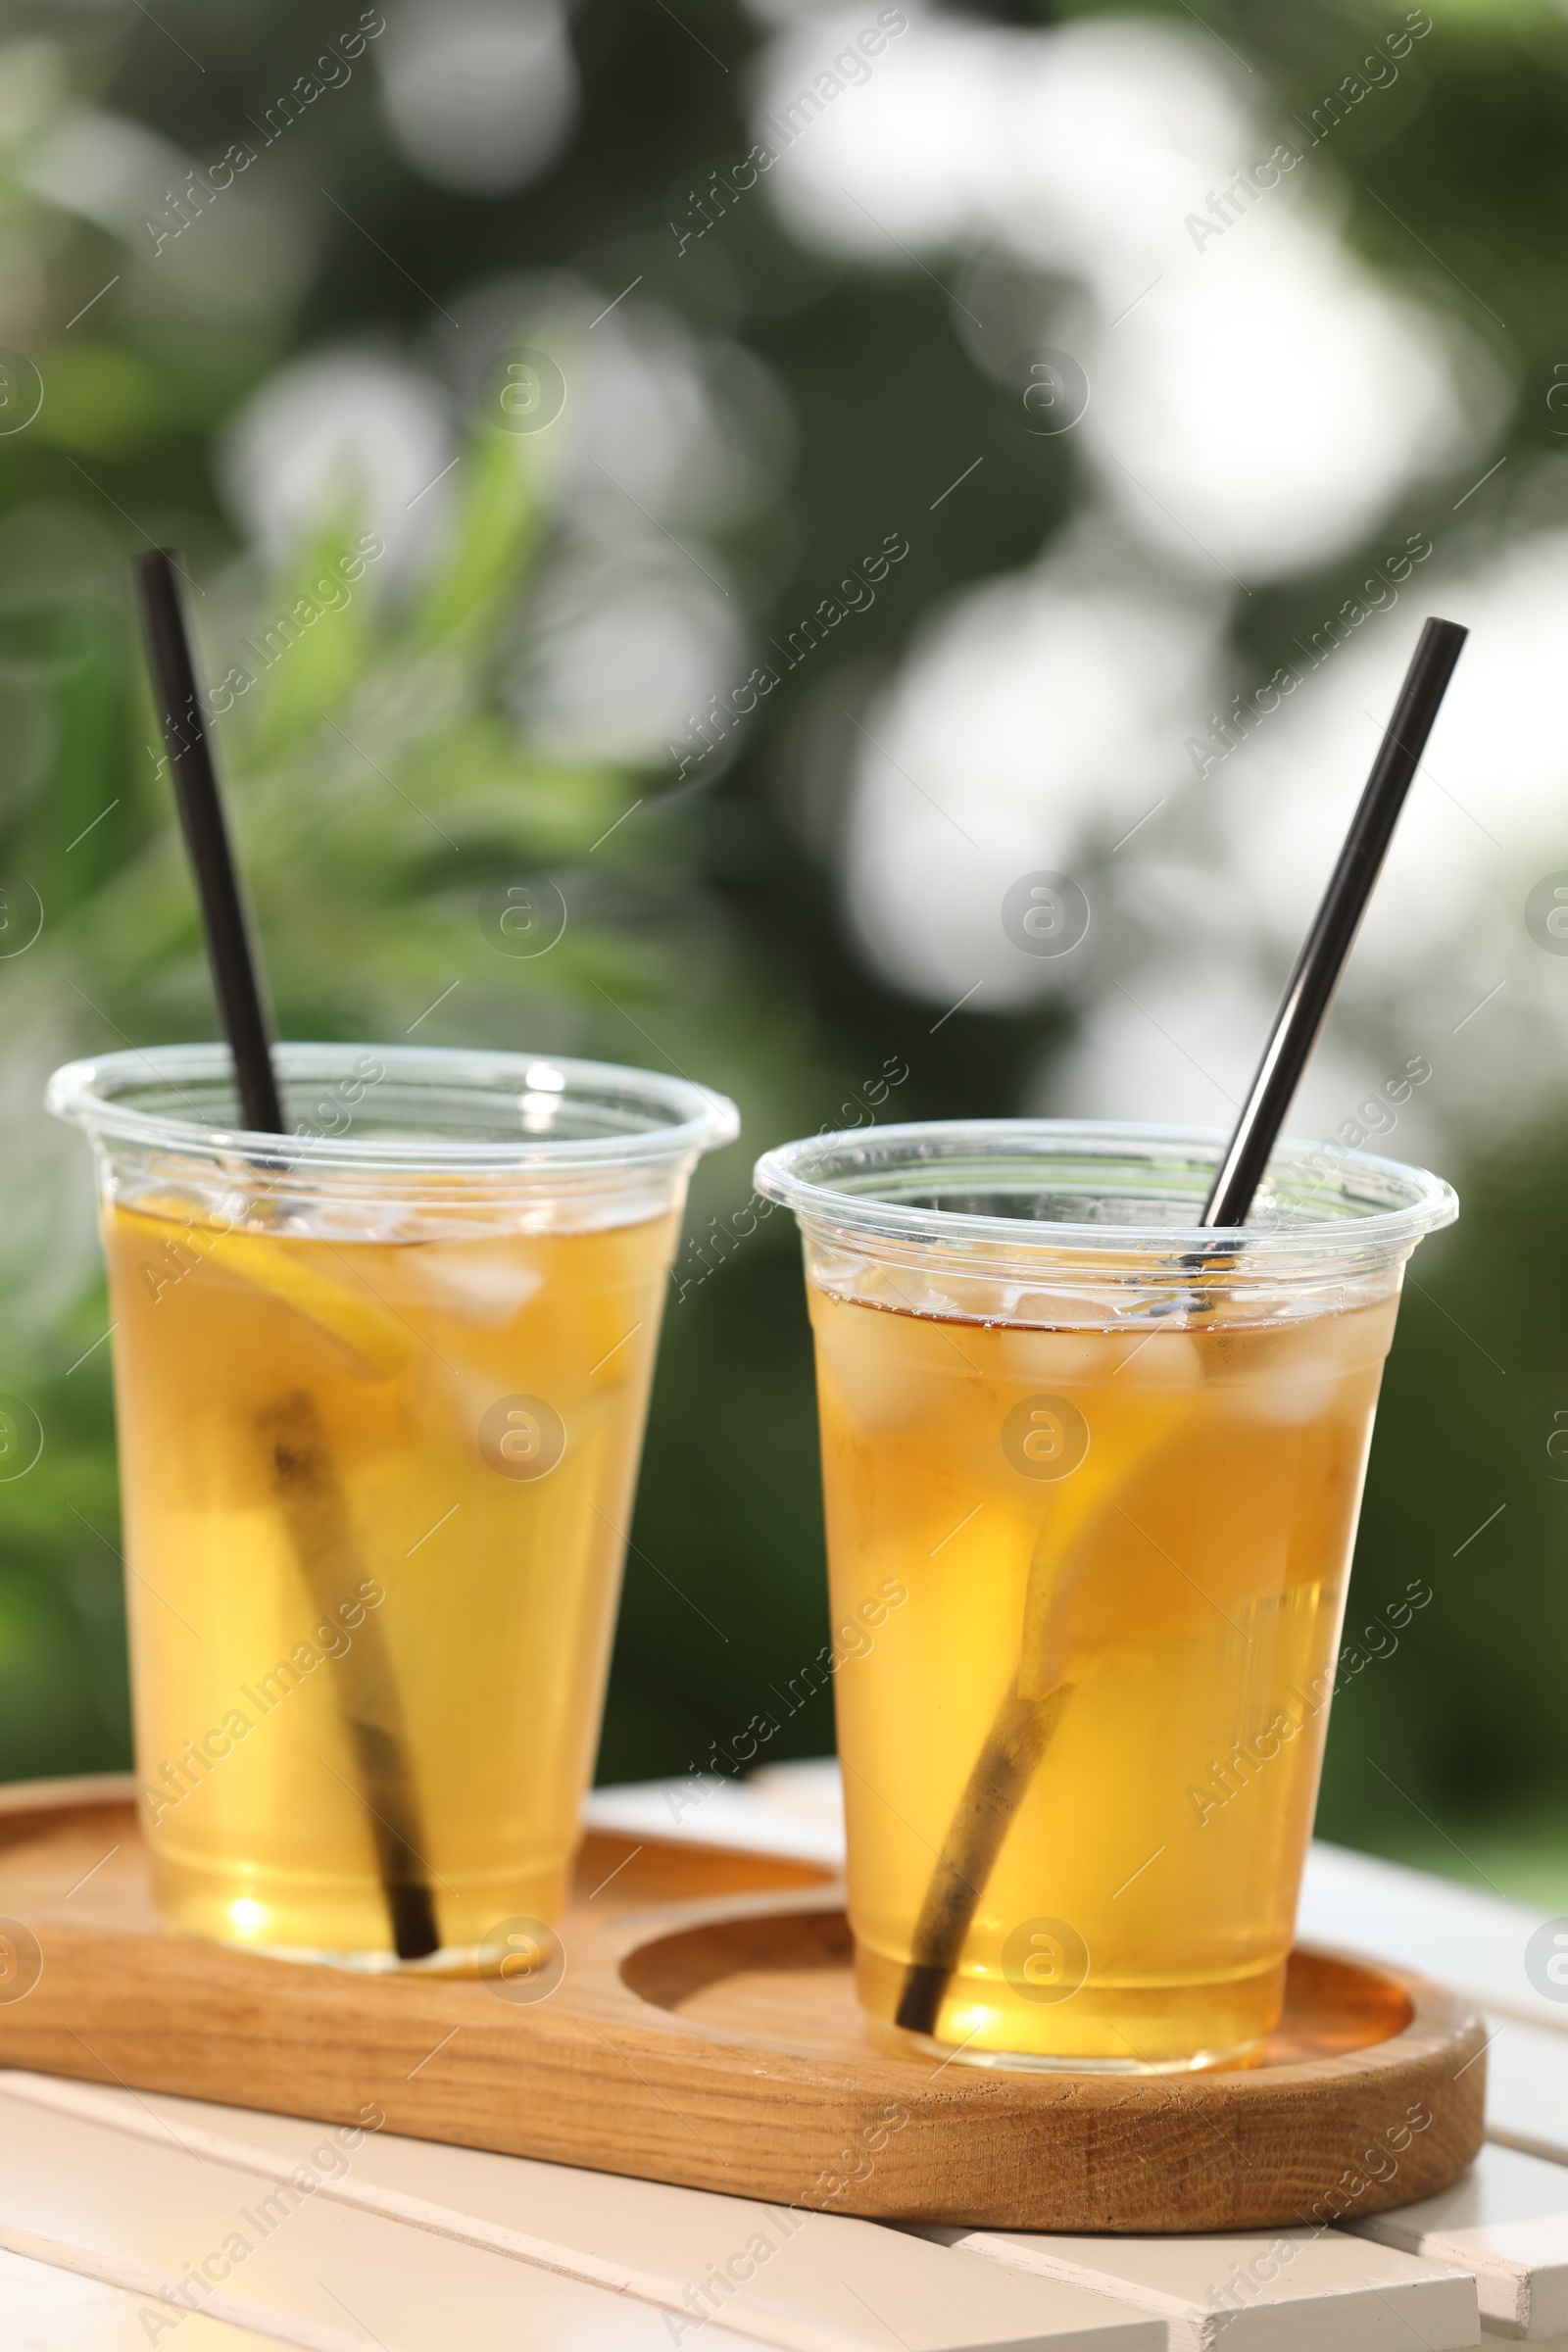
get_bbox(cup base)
[212,1937,485,1975]
[854,1936,1287,2070]
[149,1845,569,1962]
[867,2016,1266,2075]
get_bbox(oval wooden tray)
[0,1776,1484,2231]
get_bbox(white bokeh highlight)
[376,0,579,198]
[759,10,1490,579]
[217,349,456,578]
[844,531,1224,1008]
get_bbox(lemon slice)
[211,1229,416,1379]
[114,1200,415,1381]
[1016,1385,1202,1699]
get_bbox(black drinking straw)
[1200,615,1469,1227]
[894,613,1469,2042]
[131,550,441,1964]
[133,554,283,1137]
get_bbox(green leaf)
[413,425,548,648]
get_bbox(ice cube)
[991,1327,1106,1387]
[1240,1315,1366,1426]
[810,1298,948,1432]
[393,1247,545,1328]
[1108,1329,1205,1392]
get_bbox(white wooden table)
[3,1761,1564,2352]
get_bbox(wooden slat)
[918,2225,1480,2352]
[1299,1845,1563,2039]
[1481,2022,1568,2165]
[1348,2140,1568,2337]
[0,2241,286,2351]
[0,2074,1167,2352]
[0,2089,760,2352]
[584,1775,848,1869]
[0,2225,374,2352]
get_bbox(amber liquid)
[810,1285,1396,2066]
[107,1195,674,1956]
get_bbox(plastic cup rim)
[752,1116,1457,1260]
[46,1042,740,1175]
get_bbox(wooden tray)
[0,1775,1485,2232]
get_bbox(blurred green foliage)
[1319,1121,1568,1899]
[0,0,1564,1906]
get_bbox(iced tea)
[49,1045,738,1961]
[109,1200,671,1953]
[756,1121,1455,2070]
[812,1282,1395,2065]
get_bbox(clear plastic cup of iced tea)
[755,1119,1455,2072]
[49,1043,737,1964]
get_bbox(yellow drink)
[813,1286,1395,2067]
[108,1199,672,1954]
[50,1044,738,1962]
[755,1120,1455,2071]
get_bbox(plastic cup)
[48,1043,737,1965]
[754,1118,1455,2072]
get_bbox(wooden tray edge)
[0,1777,1490,2231]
